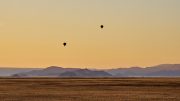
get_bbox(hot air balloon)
[63,42,67,47]
[100,25,104,29]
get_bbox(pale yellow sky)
[0,0,180,68]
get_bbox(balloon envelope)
[100,25,104,29]
[63,42,67,46]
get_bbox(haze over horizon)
[0,0,180,69]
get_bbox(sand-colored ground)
[0,78,179,101]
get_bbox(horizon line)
[0,63,180,69]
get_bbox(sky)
[0,0,180,68]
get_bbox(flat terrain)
[0,78,180,101]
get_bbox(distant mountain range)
[106,64,180,77]
[0,64,180,77]
[0,68,41,76]
[12,66,111,77]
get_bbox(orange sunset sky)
[0,0,180,68]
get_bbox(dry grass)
[0,77,180,101]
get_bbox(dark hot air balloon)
[63,42,67,47]
[100,25,104,29]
